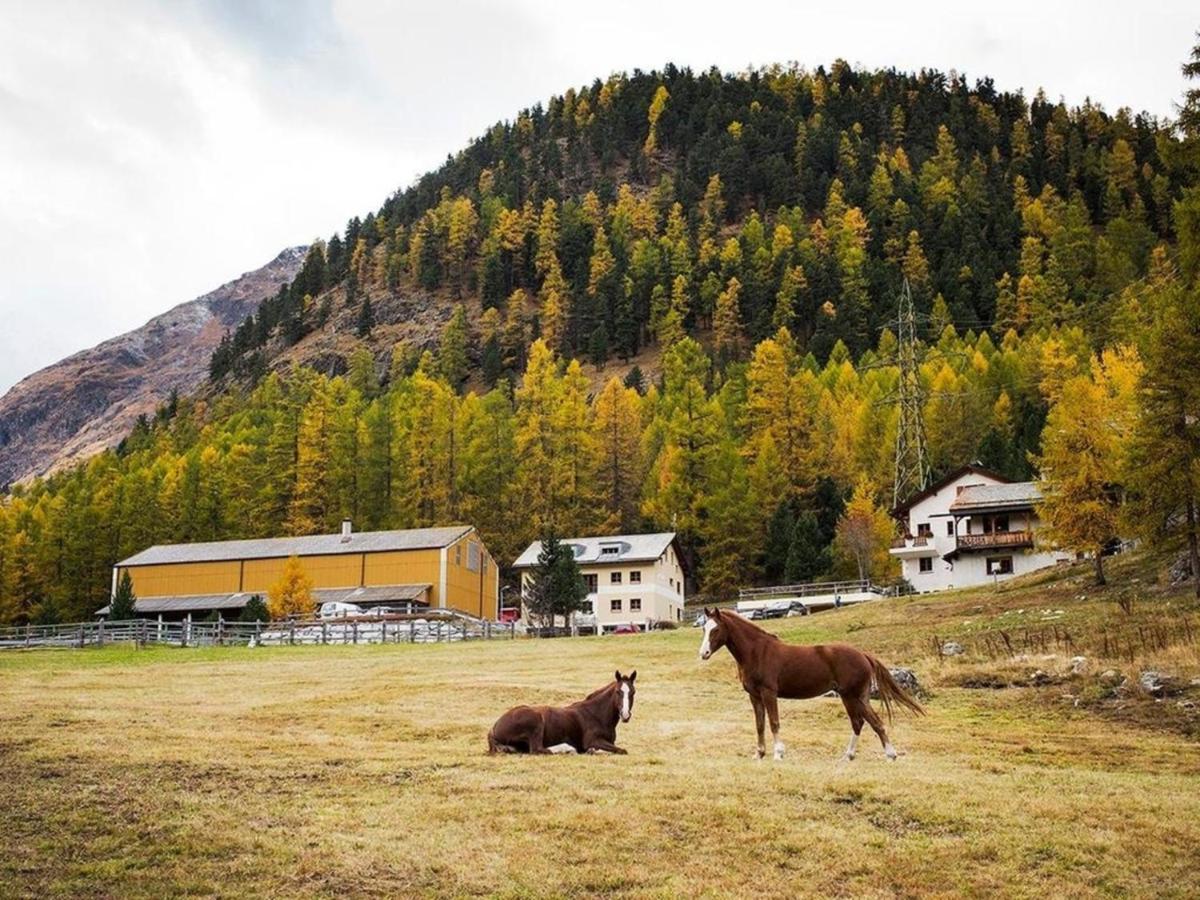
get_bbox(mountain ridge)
[0,246,307,486]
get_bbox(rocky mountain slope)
[0,247,306,486]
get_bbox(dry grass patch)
[2,571,1199,898]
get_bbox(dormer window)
[600,545,621,557]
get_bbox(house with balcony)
[890,464,1069,592]
[512,532,687,632]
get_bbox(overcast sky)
[0,0,1195,395]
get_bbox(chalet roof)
[949,481,1042,513]
[95,584,431,616]
[891,463,1012,517]
[511,532,679,570]
[117,526,474,567]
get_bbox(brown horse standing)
[699,608,922,761]
[488,671,637,755]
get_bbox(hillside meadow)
[2,560,1199,899]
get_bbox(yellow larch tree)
[267,555,315,621]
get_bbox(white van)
[318,601,365,619]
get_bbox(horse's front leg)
[762,690,784,760]
[749,693,767,759]
[585,737,627,755]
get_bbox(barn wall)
[121,561,241,597]
[241,554,363,593]
[442,531,498,619]
[363,549,443,604]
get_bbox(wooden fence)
[0,614,517,651]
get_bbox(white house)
[512,532,687,632]
[890,464,1070,592]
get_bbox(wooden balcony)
[955,530,1034,551]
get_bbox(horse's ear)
[711,607,721,619]
[629,670,637,682]
[614,669,622,682]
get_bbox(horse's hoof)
[755,749,766,760]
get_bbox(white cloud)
[0,0,1194,394]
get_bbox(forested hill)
[210,62,1182,386]
[4,58,1200,624]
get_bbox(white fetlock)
[885,743,897,761]
[547,743,577,755]
[844,733,859,761]
[773,741,785,761]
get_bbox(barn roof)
[117,526,474,567]
[95,584,432,616]
[511,532,679,570]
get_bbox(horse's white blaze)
[547,743,577,754]
[620,683,631,721]
[699,617,718,659]
[844,733,859,759]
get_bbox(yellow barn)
[106,521,499,621]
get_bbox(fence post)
[289,621,295,646]
[322,622,328,645]
[353,621,359,645]
[381,620,387,644]
[78,625,85,649]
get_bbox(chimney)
[341,519,352,542]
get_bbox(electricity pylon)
[893,278,931,509]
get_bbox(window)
[581,600,594,614]
[987,556,1014,575]
[676,608,682,621]
[600,545,621,557]
[918,557,934,573]
[629,571,641,584]
[630,598,642,611]
[467,542,480,573]
[917,522,933,537]
[610,598,622,612]
[669,577,674,589]
[982,515,1010,535]
[946,521,955,536]
[611,572,622,585]
[676,581,682,594]
[583,574,598,594]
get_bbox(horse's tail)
[866,654,925,722]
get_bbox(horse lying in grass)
[488,670,636,755]
[698,607,923,761]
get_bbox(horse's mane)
[577,681,617,704]
[721,609,781,642]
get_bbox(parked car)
[498,606,521,624]
[318,601,365,619]
[785,601,810,617]
[693,612,708,627]
[611,623,641,634]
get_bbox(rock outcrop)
[0,247,306,486]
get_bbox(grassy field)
[2,557,1199,899]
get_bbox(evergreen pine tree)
[109,570,137,620]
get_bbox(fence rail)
[737,580,886,603]
[0,614,517,652]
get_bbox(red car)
[498,607,521,624]
[612,623,641,635]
